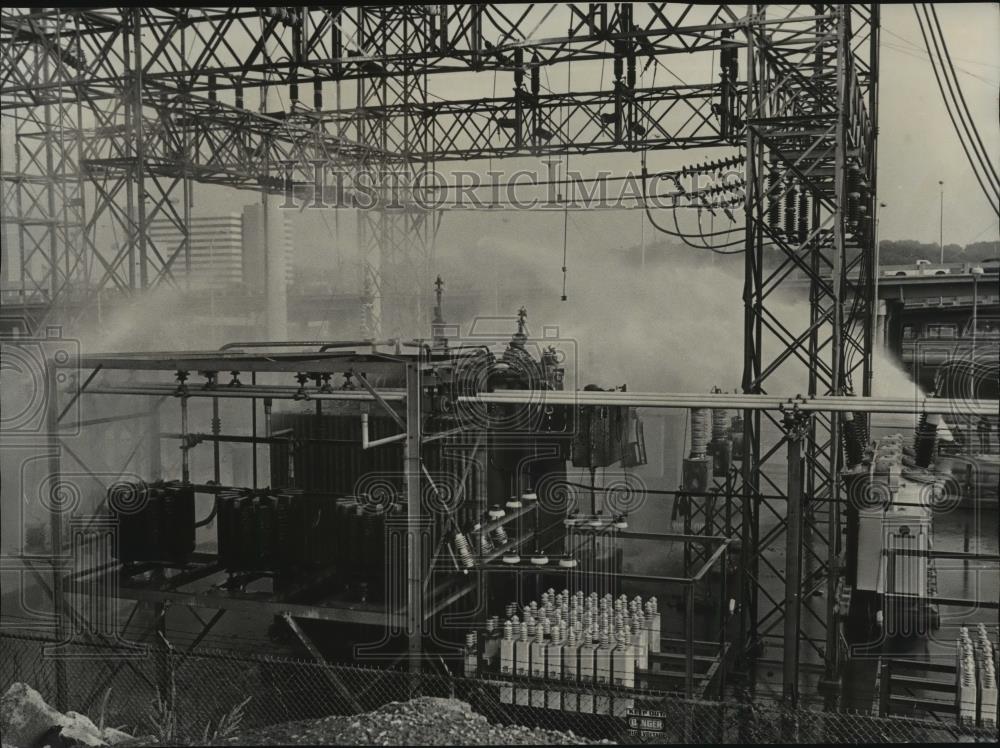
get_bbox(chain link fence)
[2,632,997,744]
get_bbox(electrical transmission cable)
[638,156,745,254]
[914,3,999,200]
[913,5,1000,217]
[925,4,999,194]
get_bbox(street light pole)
[938,180,944,263]
[873,201,888,356]
[970,266,981,403]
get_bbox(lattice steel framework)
[740,5,878,702]
[354,6,439,339]
[0,4,878,700]
[0,10,88,331]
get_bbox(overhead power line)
[880,24,1000,75]
[913,4,1000,218]
[924,4,1000,195]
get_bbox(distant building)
[148,206,292,290]
[149,214,243,289]
[240,203,293,292]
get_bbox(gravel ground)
[211,697,613,746]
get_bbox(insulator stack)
[767,165,780,228]
[847,164,861,224]
[454,531,475,568]
[711,407,728,442]
[690,408,711,458]
[797,185,810,244]
[913,413,940,468]
[784,180,797,236]
[489,584,657,710]
[718,33,733,137]
[492,523,509,547]
[860,213,873,242]
[842,412,865,468]
[857,411,871,445]
[478,525,493,555]
[974,624,998,727]
[957,627,978,725]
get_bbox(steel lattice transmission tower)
[740,5,879,701]
[353,6,440,339]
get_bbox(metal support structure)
[404,360,423,675]
[782,411,808,707]
[739,4,879,691]
[2,4,742,334]
[3,4,882,699]
[354,7,438,339]
[282,613,364,712]
[45,362,68,710]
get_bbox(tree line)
[878,239,999,266]
[615,238,999,268]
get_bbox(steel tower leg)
[783,413,808,707]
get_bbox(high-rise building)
[148,206,292,290]
[149,214,244,289]
[240,203,293,293]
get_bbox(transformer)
[109,480,195,564]
[841,432,941,641]
[94,298,653,669]
[215,486,403,599]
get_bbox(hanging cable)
[680,209,744,253]
[913,5,1000,216]
[924,5,1000,194]
[642,179,744,254]
[560,57,572,301]
[697,206,739,251]
[638,149,746,254]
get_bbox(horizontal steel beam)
[62,351,409,373]
[0,5,742,102]
[457,390,997,416]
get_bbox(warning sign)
[627,708,667,737]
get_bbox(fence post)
[685,584,695,698]
[783,415,806,708]
[45,363,68,711]
[405,360,423,693]
[877,659,891,717]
